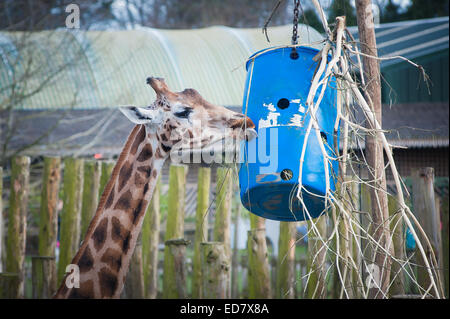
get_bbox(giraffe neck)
[54,124,171,299]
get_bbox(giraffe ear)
[119,106,163,125]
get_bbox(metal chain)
[291,0,300,45]
[290,0,300,59]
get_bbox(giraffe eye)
[174,107,193,118]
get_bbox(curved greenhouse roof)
[0,24,323,110]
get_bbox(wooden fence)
[0,156,448,298]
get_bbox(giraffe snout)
[230,116,255,130]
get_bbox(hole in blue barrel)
[277,98,290,109]
[238,46,340,222]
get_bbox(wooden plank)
[201,242,230,299]
[412,167,443,296]
[247,214,271,298]
[142,177,161,298]
[276,221,296,298]
[37,156,61,297]
[163,164,187,298]
[32,256,56,299]
[80,160,101,238]
[192,167,210,298]
[57,158,84,283]
[6,156,30,298]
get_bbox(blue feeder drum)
[238,46,339,222]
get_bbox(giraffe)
[54,77,256,299]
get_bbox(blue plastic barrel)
[238,46,339,222]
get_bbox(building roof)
[347,16,449,68]
[0,24,322,110]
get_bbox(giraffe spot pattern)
[92,218,108,251]
[78,246,94,273]
[100,248,123,273]
[137,166,152,178]
[111,216,132,254]
[130,125,146,155]
[68,279,95,299]
[137,144,153,162]
[118,161,133,192]
[105,185,115,209]
[113,190,132,211]
[130,199,148,225]
[99,267,118,298]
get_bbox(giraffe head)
[120,77,256,157]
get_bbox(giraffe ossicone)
[54,77,255,299]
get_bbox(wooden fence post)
[0,273,20,299]
[125,241,145,299]
[81,160,101,238]
[412,167,444,295]
[32,256,56,299]
[306,214,327,299]
[165,238,190,299]
[214,167,232,258]
[247,213,271,298]
[440,193,449,297]
[193,167,211,298]
[388,193,406,296]
[6,156,30,298]
[213,167,232,298]
[37,156,61,297]
[276,221,296,298]
[201,242,230,299]
[163,164,187,298]
[99,160,115,198]
[57,158,84,283]
[142,177,160,299]
[231,200,241,298]
[0,167,3,273]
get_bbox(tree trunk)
[355,0,391,298]
[58,158,84,283]
[6,156,30,298]
[192,167,210,298]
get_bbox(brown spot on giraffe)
[100,248,123,273]
[130,125,146,155]
[68,280,95,299]
[118,161,133,191]
[78,246,94,273]
[99,267,118,298]
[92,218,108,251]
[111,216,132,254]
[114,190,132,211]
[136,144,153,162]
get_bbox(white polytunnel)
[0,24,323,110]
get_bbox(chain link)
[291,0,300,45]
